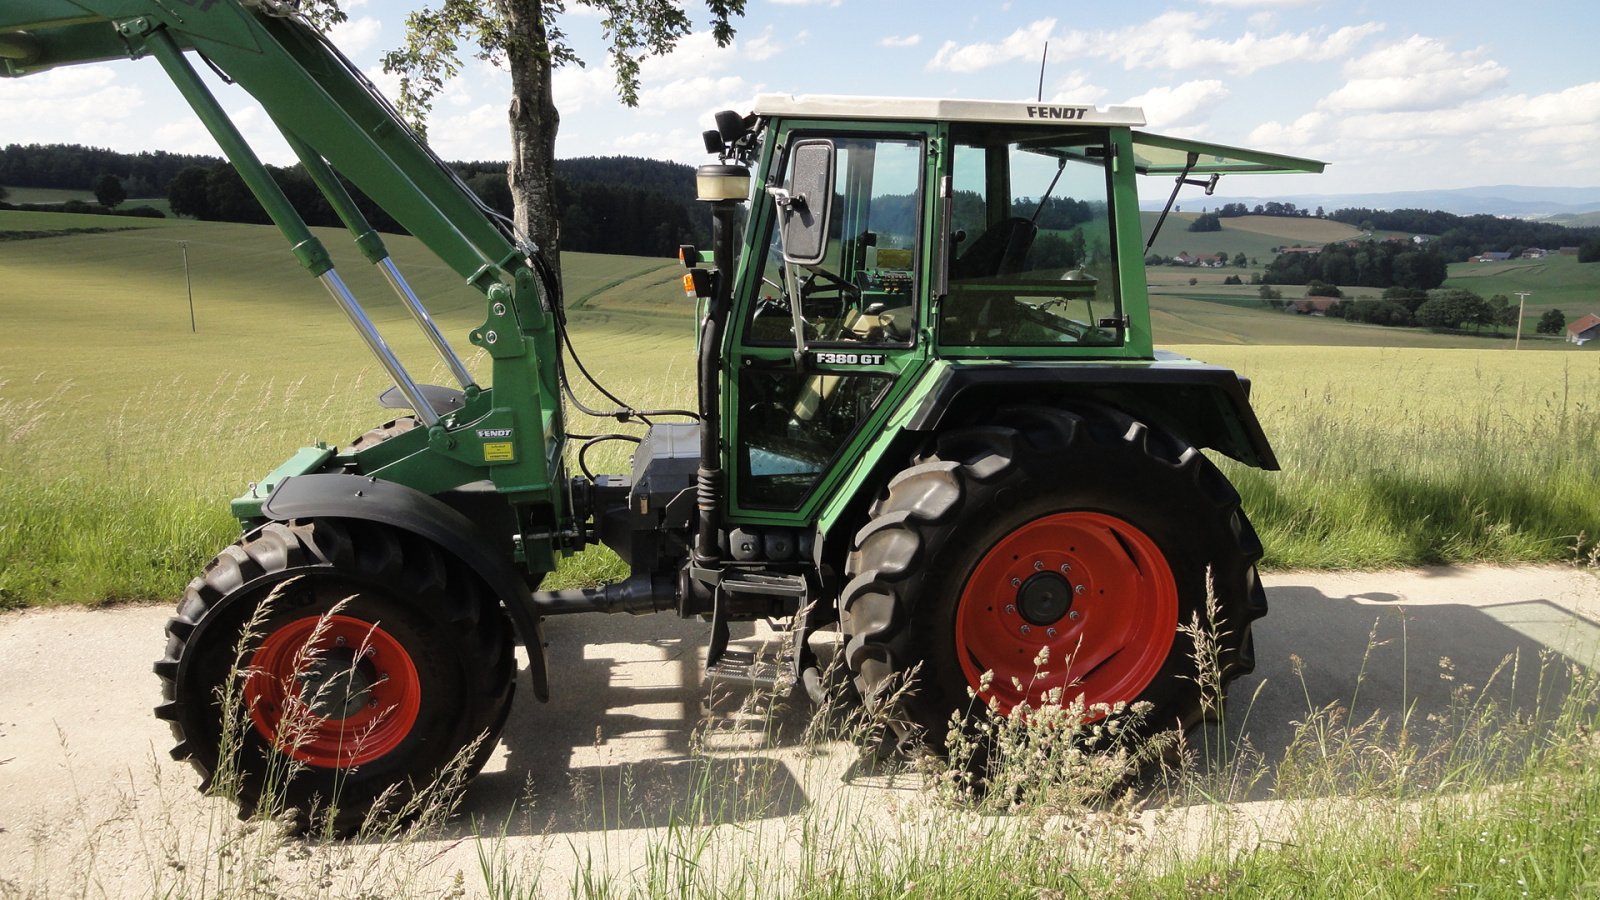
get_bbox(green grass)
[1444,253,1599,320]
[2,185,94,204]
[1142,212,1363,263]
[2,220,1598,606]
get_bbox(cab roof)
[750,93,1326,176]
[752,93,1147,128]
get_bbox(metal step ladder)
[703,571,809,691]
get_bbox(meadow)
[3,210,1600,899]
[2,210,1598,606]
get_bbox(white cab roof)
[752,94,1147,128]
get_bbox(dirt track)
[2,565,1597,897]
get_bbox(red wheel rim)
[954,511,1177,718]
[244,614,421,768]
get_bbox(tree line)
[2,142,711,258]
[1263,239,1449,291]
[1324,207,1598,263]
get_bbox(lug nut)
[1019,624,1032,635]
[1010,577,1022,588]
[1004,604,1017,616]
[1075,584,1086,595]
[335,636,347,647]
[1069,610,1081,621]
[1060,563,1072,573]
[1046,628,1057,638]
[1033,560,1044,571]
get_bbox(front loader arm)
[2,1,570,572]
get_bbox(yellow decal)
[483,442,515,462]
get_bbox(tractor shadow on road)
[459,612,816,836]
[446,572,1600,835]
[1187,576,1600,802]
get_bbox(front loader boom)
[3,0,570,569]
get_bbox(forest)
[0,143,710,257]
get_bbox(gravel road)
[2,565,1596,897]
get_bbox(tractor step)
[704,570,809,691]
[704,647,789,690]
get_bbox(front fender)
[260,473,550,701]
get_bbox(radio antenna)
[1037,41,1049,101]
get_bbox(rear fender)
[259,473,549,701]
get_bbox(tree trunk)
[499,0,561,279]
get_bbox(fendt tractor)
[3,2,1323,830]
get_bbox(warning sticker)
[483,442,515,462]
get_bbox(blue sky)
[3,0,1598,198]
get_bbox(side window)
[737,368,891,509]
[941,130,1121,348]
[746,135,923,348]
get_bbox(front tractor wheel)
[839,406,1266,751]
[154,519,515,834]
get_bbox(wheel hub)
[1017,571,1073,625]
[298,650,378,720]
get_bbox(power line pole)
[179,240,196,333]
[1514,290,1531,350]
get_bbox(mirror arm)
[767,186,812,364]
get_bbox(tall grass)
[3,345,1598,607]
[1195,345,1600,569]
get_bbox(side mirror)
[776,139,834,266]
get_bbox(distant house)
[1560,247,1581,256]
[1569,313,1600,346]
[1280,246,1320,255]
[1522,248,1548,259]
[1470,251,1513,263]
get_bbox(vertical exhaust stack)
[689,111,755,571]
[690,159,751,567]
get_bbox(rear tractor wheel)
[154,518,515,835]
[839,406,1266,753]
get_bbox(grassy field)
[1141,211,1364,263]
[4,212,1600,899]
[1,210,1598,606]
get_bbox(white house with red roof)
[1569,313,1600,346]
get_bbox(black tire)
[838,405,1265,751]
[154,518,515,834]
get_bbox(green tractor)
[3,3,1322,830]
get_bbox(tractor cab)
[702,95,1323,525]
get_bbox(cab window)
[940,126,1121,348]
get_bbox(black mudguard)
[260,473,550,701]
[905,359,1280,470]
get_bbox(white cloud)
[742,27,783,62]
[927,18,1057,73]
[1125,80,1230,129]
[879,34,921,49]
[1321,36,1507,112]
[1047,71,1108,105]
[1102,14,1383,74]
[637,75,750,113]
[425,103,509,161]
[924,14,1381,78]
[552,64,618,113]
[1198,0,1316,6]
[769,0,841,6]
[1248,79,1600,188]
[0,66,145,146]
[327,15,382,56]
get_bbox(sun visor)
[1132,131,1326,175]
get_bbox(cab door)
[724,124,936,526]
